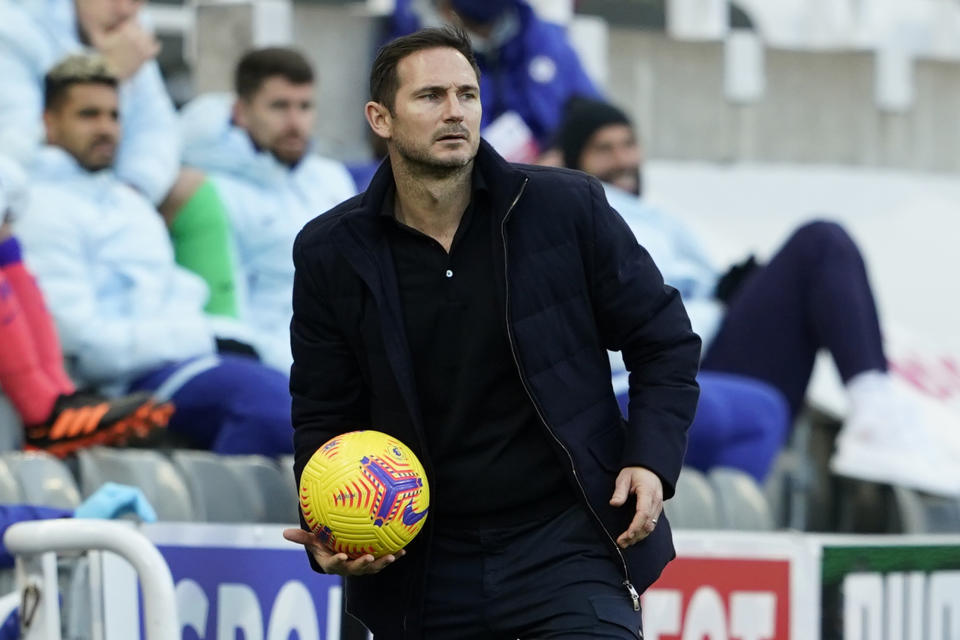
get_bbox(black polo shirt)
[381,170,573,528]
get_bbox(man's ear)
[42,109,58,145]
[232,98,248,129]
[364,101,392,141]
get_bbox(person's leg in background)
[0,231,65,424]
[683,371,790,484]
[0,229,171,455]
[130,354,292,456]
[702,220,960,495]
[160,168,241,318]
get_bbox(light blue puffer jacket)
[0,0,179,205]
[180,93,356,373]
[14,147,221,388]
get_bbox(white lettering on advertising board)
[843,571,960,640]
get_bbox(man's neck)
[390,152,473,253]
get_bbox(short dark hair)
[235,47,314,100]
[44,54,118,111]
[370,26,480,113]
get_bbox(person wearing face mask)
[558,97,960,497]
[387,0,601,158]
[179,48,356,373]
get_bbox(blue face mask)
[450,0,513,24]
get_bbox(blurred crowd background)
[1,0,960,549]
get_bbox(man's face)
[44,83,120,172]
[75,0,145,34]
[383,47,481,173]
[234,77,315,167]
[578,123,644,196]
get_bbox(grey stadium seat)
[75,447,194,521]
[0,394,23,452]
[220,455,299,524]
[892,486,960,534]
[0,451,81,509]
[664,467,720,529]
[709,467,774,531]
[171,450,263,523]
[0,458,22,503]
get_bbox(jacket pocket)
[590,594,643,638]
[587,420,627,474]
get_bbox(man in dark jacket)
[283,27,700,639]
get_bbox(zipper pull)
[624,580,640,611]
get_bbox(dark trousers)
[130,354,293,455]
[413,504,642,640]
[702,221,887,417]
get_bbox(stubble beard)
[392,133,475,181]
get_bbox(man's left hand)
[609,466,663,548]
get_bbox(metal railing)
[4,519,178,640]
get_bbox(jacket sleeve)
[0,38,44,169]
[585,178,701,499]
[290,236,370,473]
[290,233,370,571]
[114,61,180,205]
[16,196,214,384]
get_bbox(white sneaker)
[830,373,960,496]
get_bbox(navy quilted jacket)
[290,140,701,638]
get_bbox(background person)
[180,47,356,373]
[15,54,293,456]
[558,97,960,497]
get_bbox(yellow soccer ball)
[299,430,430,558]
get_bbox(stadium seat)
[0,451,81,510]
[0,458,21,503]
[0,395,23,452]
[891,486,960,534]
[219,455,298,524]
[171,450,263,523]
[665,467,720,529]
[74,447,195,521]
[709,467,775,530]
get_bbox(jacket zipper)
[499,178,640,612]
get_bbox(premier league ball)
[299,430,430,558]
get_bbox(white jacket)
[180,93,356,372]
[15,147,216,387]
[0,0,179,204]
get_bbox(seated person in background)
[558,98,960,496]
[180,47,356,373]
[0,0,242,318]
[15,54,293,456]
[0,157,169,457]
[388,0,600,160]
[0,482,156,640]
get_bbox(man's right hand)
[282,528,405,576]
[88,18,161,80]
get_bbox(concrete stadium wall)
[606,30,960,172]
[191,2,960,171]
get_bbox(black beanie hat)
[558,97,632,170]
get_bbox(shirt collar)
[379,164,489,221]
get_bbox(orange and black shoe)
[24,391,174,458]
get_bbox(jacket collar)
[358,138,526,229]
